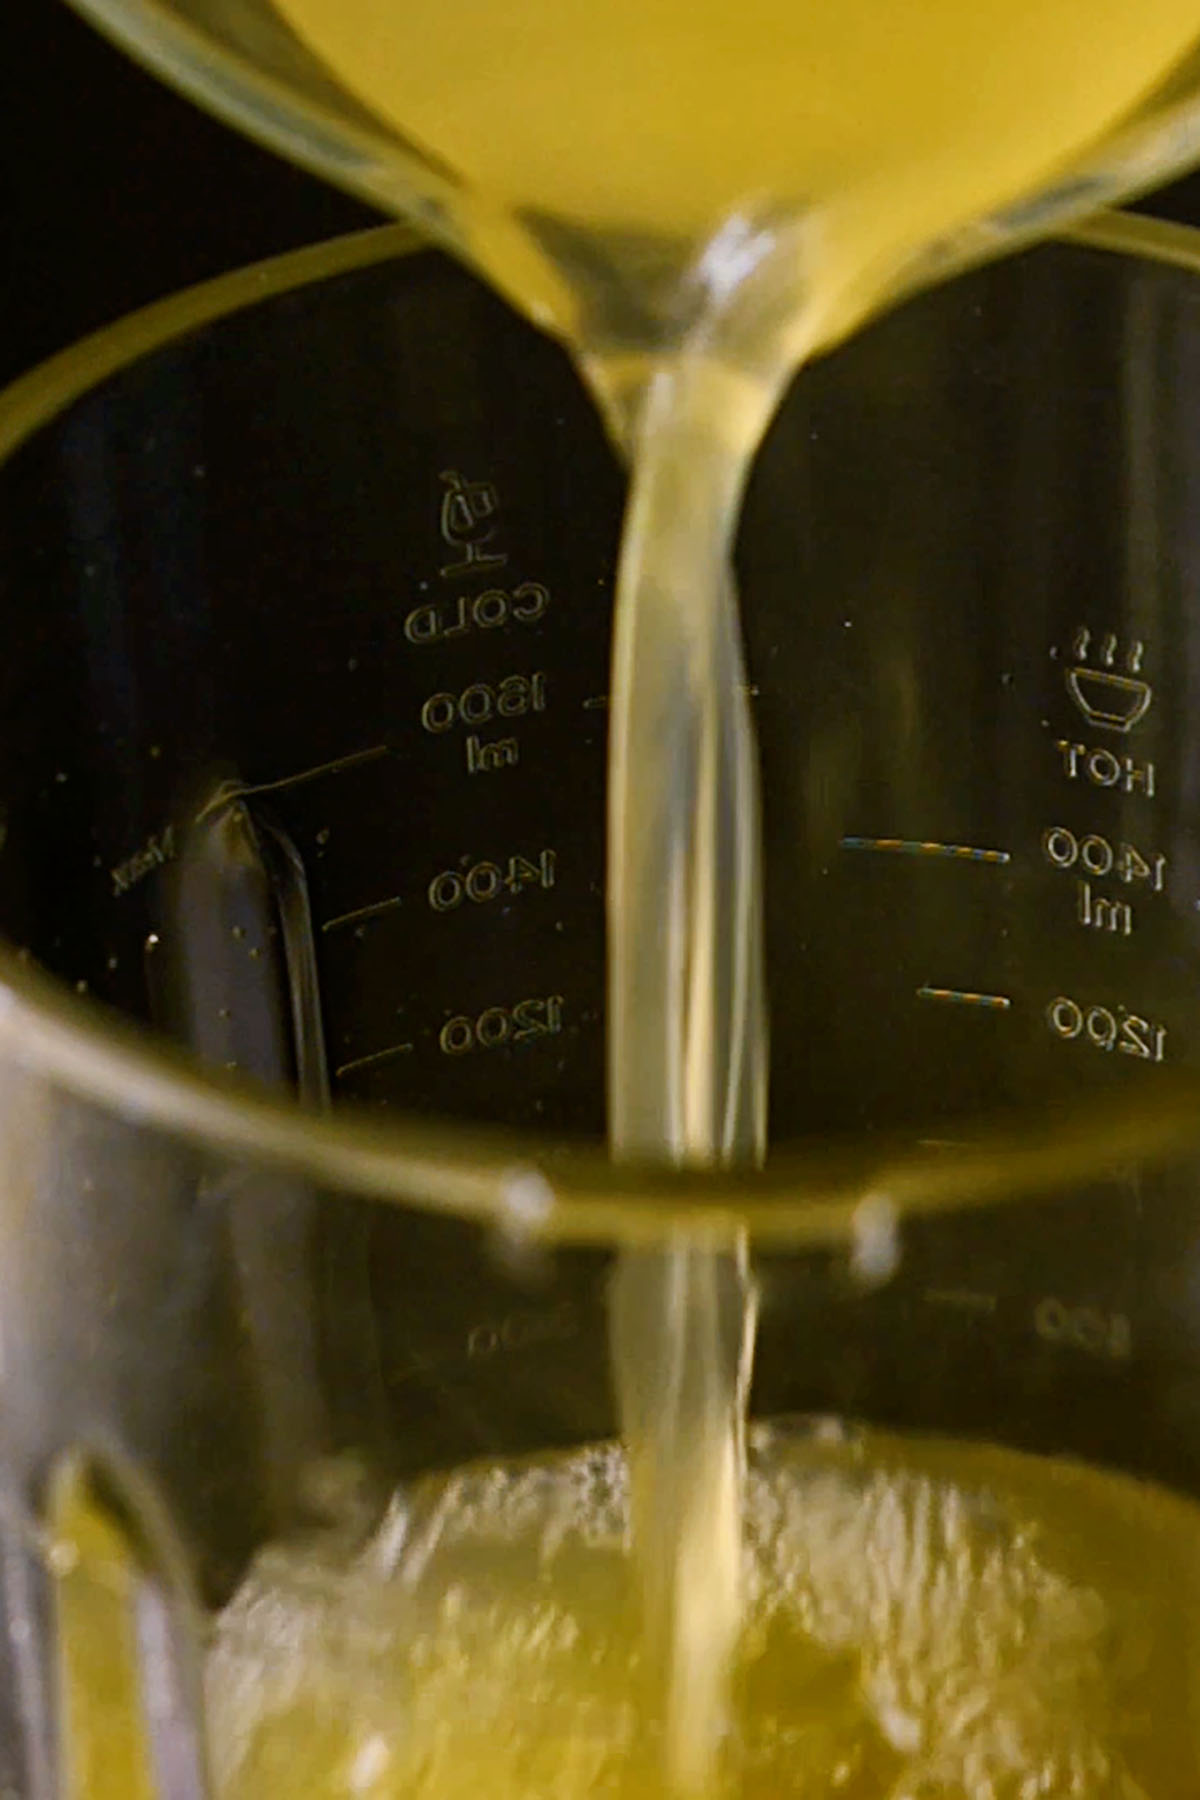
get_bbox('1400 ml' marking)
[1076,881,1133,937]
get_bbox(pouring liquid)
[251,0,1200,1790]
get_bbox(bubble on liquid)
[878,1703,922,1756]
[46,1537,79,1579]
[348,1734,390,1792]
[366,1492,411,1581]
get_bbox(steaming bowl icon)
[1066,666,1153,733]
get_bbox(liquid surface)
[274,0,1200,348]
[206,1422,1200,1799]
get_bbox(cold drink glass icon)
[1065,629,1153,732]
[438,469,508,579]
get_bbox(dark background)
[0,0,382,388]
[4,1,1200,384]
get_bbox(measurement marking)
[841,836,1010,864]
[195,745,389,821]
[322,894,403,934]
[917,986,1011,1011]
[582,683,758,713]
[923,1288,998,1314]
[335,1041,415,1078]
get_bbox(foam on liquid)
[206,1423,1200,1798]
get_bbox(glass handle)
[48,1448,211,1800]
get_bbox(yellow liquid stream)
[200,1425,1200,1799]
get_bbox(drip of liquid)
[266,2,1200,1786]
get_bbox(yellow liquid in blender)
[201,1427,1200,1798]
[204,3,1200,1795]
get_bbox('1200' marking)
[1046,995,1165,1062]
